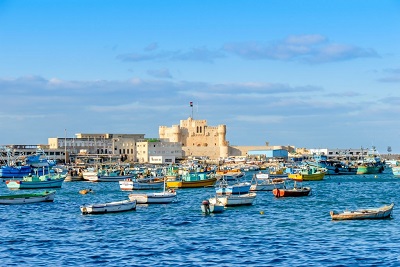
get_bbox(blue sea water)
[1,172,400,267]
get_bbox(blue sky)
[1,0,400,153]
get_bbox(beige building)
[159,117,229,159]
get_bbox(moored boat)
[249,173,286,191]
[166,171,217,188]
[201,199,225,214]
[80,199,137,214]
[5,173,66,190]
[119,177,164,190]
[288,166,325,181]
[209,192,256,207]
[128,190,176,204]
[330,203,394,220]
[392,166,400,177]
[0,190,56,204]
[273,184,311,198]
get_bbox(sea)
[1,171,400,267]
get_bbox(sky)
[0,0,400,153]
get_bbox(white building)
[136,138,183,164]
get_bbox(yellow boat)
[288,166,326,181]
[166,171,217,188]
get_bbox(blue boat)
[215,176,251,195]
[0,165,32,179]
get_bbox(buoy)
[374,175,377,178]
[260,211,264,215]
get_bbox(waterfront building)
[136,138,183,164]
[0,144,65,163]
[48,133,145,162]
[159,117,229,159]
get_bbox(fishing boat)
[209,192,256,207]
[288,165,325,181]
[306,155,357,175]
[5,173,66,189]
[0,190,56,204]
[272,182,311,198]
[166,171,217,188]
[356,147,385,175]
[330,203,394,220]
[88,169,133,182]
[119,177,164,190]
[128,178,177,204]
[80,199,137,214]
[215,176,251,195]
[201,199,225,214]
[249,173,286,191]
[0,165,32,179]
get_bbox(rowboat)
[6,173,66,190]
[0,190,56,204]
[119,178,164,190]
[209,192,256,207]
[128,178,177,204]
[80,199,137,214]
[273,186,311,198]
[330,203,394,220]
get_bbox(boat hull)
[330,203,394,220]
[166,177,217,188]
[392,166,400,177]
[201,201,225,214]
[210,193,256,206]
[0,191,56,204]
[288,172,325,181]
[119,180,164,190]
[89,175,133,182]
[80,199,137,214]
[128,192,176,204]
[6,178,65,189]
[273,187,311,198]
[356,166,383,175]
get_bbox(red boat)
[272,186,311,198]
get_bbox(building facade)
[48,133,145,162]
[136,138,183,164]
[159,117,229,159]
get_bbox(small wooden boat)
[129,190,176,204]
[201,199,225,214]
[273,186,311,198]
[119,178,164,190]
[5,173,66,190]
[330,203,394,220]
[0,190,56,204]
[80,199,137,214]
[209,193,256,207]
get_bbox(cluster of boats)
[0,154,397,220]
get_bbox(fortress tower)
[159,117,229,159]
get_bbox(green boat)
[0,190,56,205]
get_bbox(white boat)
[209,192,256,207]
[0,190,56,204]
[89,174,133,182]
[249,173,286,191]
[119,177,164,190]
[201,199,225,214]
[80,199,137,214]
[6,173,66,190]
[330,203,394,220]
[128,179,177,204]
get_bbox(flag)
[190,101,193,107]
